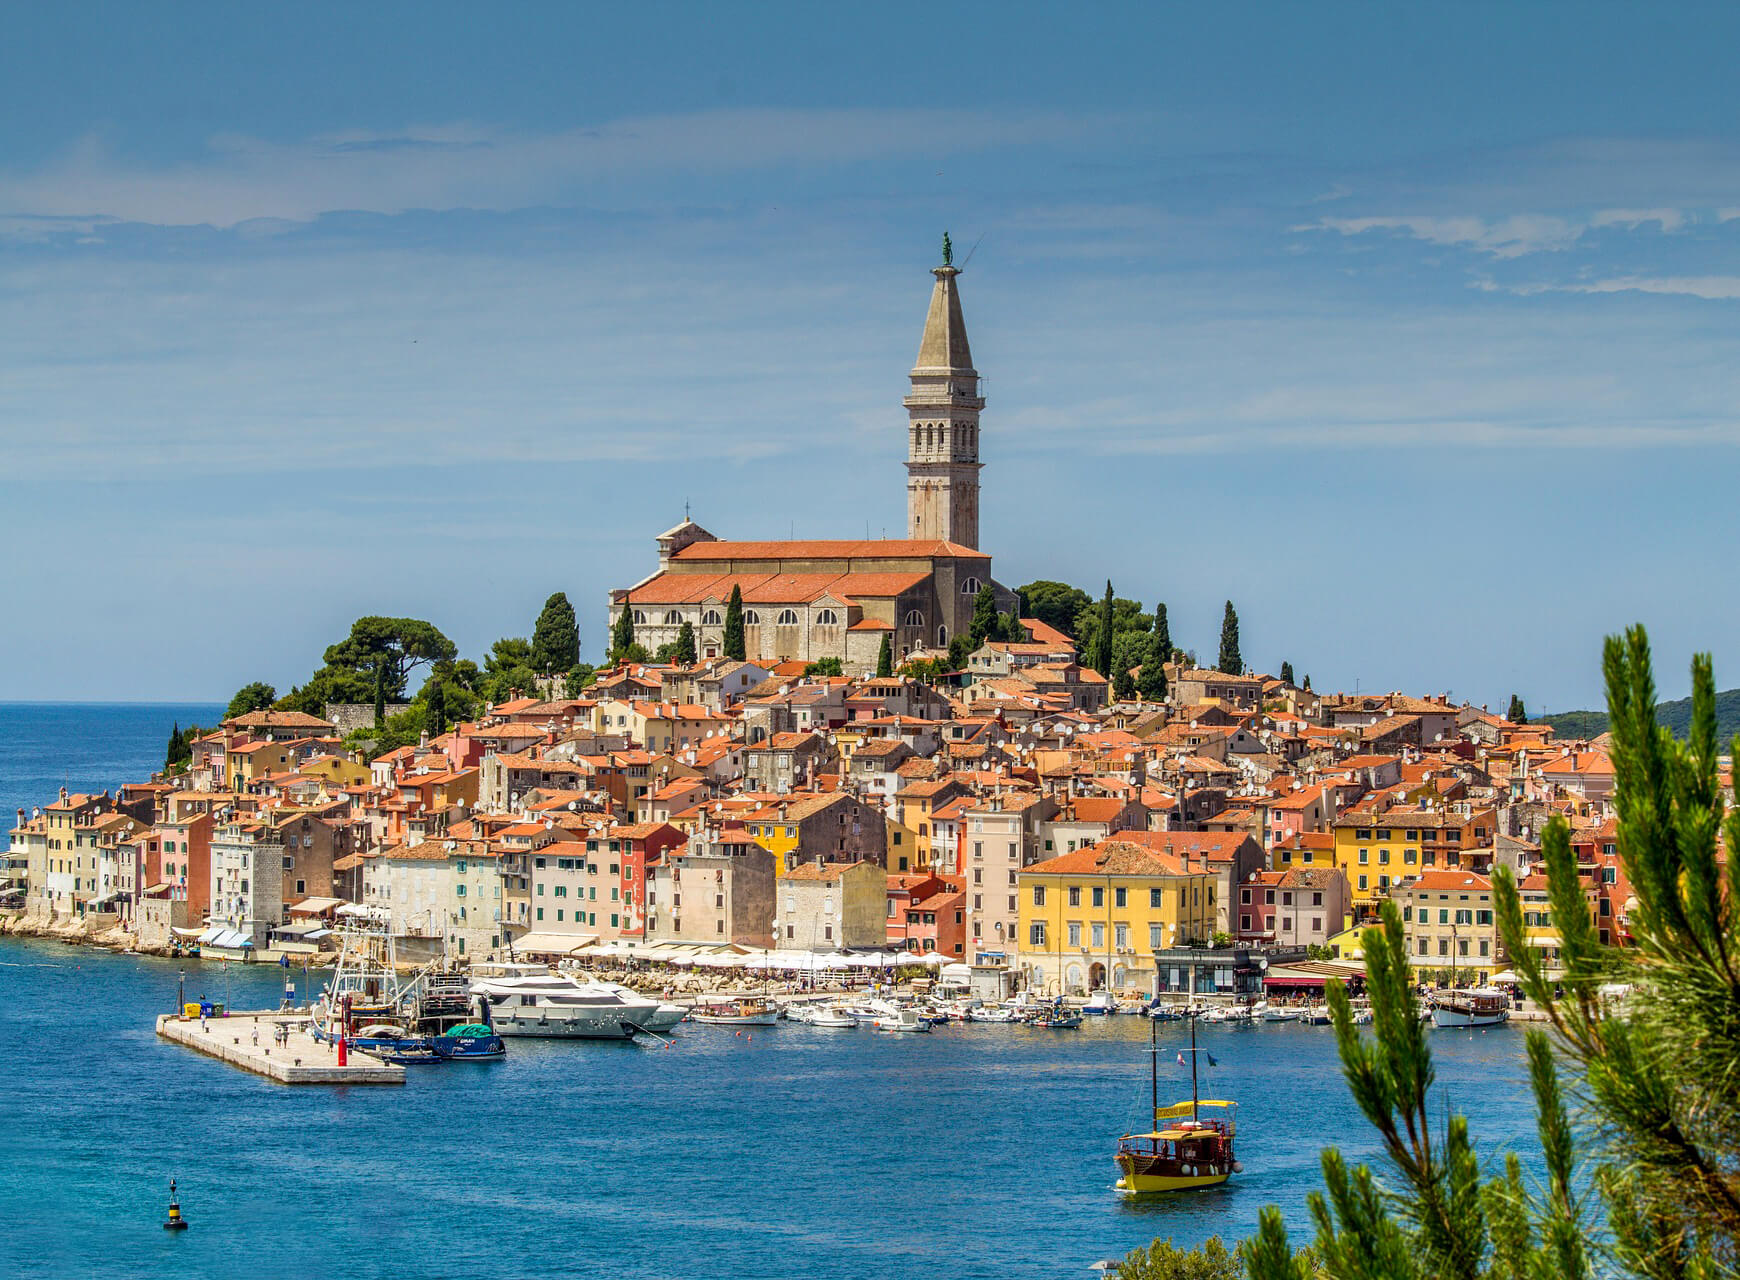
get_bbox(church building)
[608,245,1018,672]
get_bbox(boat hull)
[690,1012,780,1027]
[1430,1007,1510,1028]
[1115,1166,1231,1195]
[492,1012,667,1039]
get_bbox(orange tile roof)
[673,539,988,561]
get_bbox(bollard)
[336,1035,348,1067]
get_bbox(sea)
[0,704,1544,1280]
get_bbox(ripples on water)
[0,939,1541,1280]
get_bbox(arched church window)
[961,577,982,595]
[815,609,839,626]
[938,625,949,646]
[632,610,647,625]
[776,609,800,626]
[663,610,683,625]
[742,610,760,625]
[903,610,924,628]
[701,610,722,626]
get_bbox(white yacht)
[470,963,686,1039]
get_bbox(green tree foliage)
[803,657,844,677]
[1303,674,1312,692]
[1153,602,1172,664]
[225,682,276,720]
[164,722,193,770]
[610,605,636,664]
[1091,581,1117,676]
[876,634,893,677]
[1245,626,1740,1280]
[897,656,951,683]
[1217,601,1242,675]
[723,585,746,662]
[947,633,974,671]
[426,679,447,737]
[531,592,580,674]
[970,583,1001,646]
[1074,591,1151,676]
[1113,665,1136,701]
[419,659,481,726]
[673,620,698,666]
[1137,656,1169,703]
[373,665,386,726]
[1114,1234,1243,1280]
[483,637,539,705]
[564,664,597,697]
[1015,580,1092,639]
[275,665,373,716]
[1280,661,1295,686]
[1507,693,1528,724]
[321,616,457,699]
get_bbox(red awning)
[1264,975,1331,988]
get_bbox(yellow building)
[1016,839,1215,997]
[1394,870,1500,984]
[299,755,372,788]
[1331,806,1498,914]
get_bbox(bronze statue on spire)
[942,231,953,267]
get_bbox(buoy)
[163,1179,189,1231]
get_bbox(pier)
[155,1011,404,1084]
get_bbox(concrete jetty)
[156,1011,404,1084]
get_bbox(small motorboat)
[786,1003,858,1028]
[1083,990,1121,1016]
[1027,998,1083,1029]
[1146,1003,1187,1021]
[872,1007,931,1033]
[1260,1005,1298,1023]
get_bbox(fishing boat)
[1430,986,1511,1028]
[690,997,781,1026]
[1083,990,1121,1015]
[1027,997,1083,1029]
[1115,1013,1240,1195]
[1146,1002,1187,1021]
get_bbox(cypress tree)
[373,664,386,726]
[722,585,746,661]
[1136,646,1168,703]
[1153,601,1171,664]
[675,620,697,666]
[610,602,635,662]
[1280,660,1295,686]
[165,722,182,770]
[1092,580,1115,676]
[427,680,446,736]
[531,591,580,674]
[1303,674,1312,692]
[1507,693,1527,724]
[1217,600,1242,675]
[876,633,893,677]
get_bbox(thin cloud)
[1298,206,1692,258]
[0,109,1114,229]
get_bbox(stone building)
[608,248,1017,671]
[775,859,886,951]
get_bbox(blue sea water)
[0,704,1545,1280]
[0,701,225,822]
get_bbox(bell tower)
[904,235,984,548]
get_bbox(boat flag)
[1206,1051,1218,1067]
[1176,1051,1187,1066]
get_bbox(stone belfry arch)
[904,235,984,548]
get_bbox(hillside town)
[0,246,1676,1004]
[2,651,1655,1001]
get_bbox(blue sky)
[4,3,1739,712]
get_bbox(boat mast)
[1149,1012,1158,1123]
[1190,1010,1200,1123]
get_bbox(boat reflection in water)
[1115,1013,1241,1195]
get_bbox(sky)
[4,3,1739,713]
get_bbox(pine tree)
[531,592,580,674]
[1217,601,1242,675]
[1280,660,1295,685]
[1507,693,1528,724]
[610,602,635,663]
[970,584,1000,647]
[1244,626,1740,1280]
[876,633,893,677]
[1153,601,1171,665]
[723,585,746,661]
[1092,580,1115,676]
[674,620,697,666]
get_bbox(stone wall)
[324,703,413,735]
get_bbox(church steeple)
[905,236,984,548]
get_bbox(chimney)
[59,787,68,803]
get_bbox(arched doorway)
[1089,961,1107,990]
